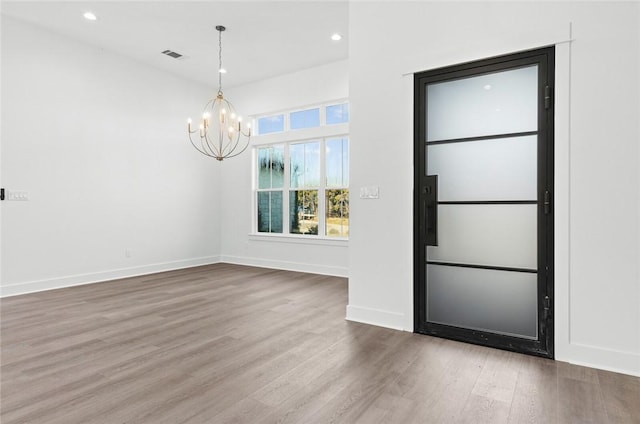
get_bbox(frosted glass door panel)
[427,204,537,269]
[427,136,537,201]
[427,265,537,338]
[427,65,538,141]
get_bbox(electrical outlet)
[125,248,132,258]
[7,191,29,201]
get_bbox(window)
[326,103,349,125]
[325,137,349,237]
[256,102,348,135]
[254,101,349,238]
[290,141,320,234]
[290,108,320,130]
[256,146,284,233]
[257,114,285,134]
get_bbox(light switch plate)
[7,191,29,201]
[359,186,379,199]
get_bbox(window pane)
[290,141,320,188]
[427,264,537,339]
[258,114,285,134]
[257,148,270,189]
[257,146,285,189]
[289,190,318,235]
[290,144,304,189]
[426,204,537,270]
[270,191,283,232]
[257,192,270,232]
[257,191,283,233]
[326,189,349,237]
[290,108,320,130]
[427,65,538,141]
[326,137,349,187]
[427,135,536,201]
[271,146,284,188]
[326,103,349,125]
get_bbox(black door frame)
[413,47,555,358]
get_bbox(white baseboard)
[219,255,348,278]
[0,256,221,297]
[346,304,406,331]
[557,342,640,377]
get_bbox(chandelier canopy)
[187,25,251,161]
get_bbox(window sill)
[248,233,348,247]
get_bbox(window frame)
[251,100,349,241]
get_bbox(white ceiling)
[1,1,349,89]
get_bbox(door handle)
[424,175,438,246]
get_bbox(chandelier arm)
[221,139,235,158]
[200,133,215,156]
[201,137,215,157]
[199,127,221,157]
[225,132,244,157]
[218,98,240,156]
[219,140,251,160]
[223,130,250,158]
[202,133,221,158]
[225,126,241,155]
[188,132,216,158]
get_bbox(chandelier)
[188,25,251,161]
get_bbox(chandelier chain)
[218,28,223,94]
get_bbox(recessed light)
[83,12,97,21]
[483,84,492,90]
[331,33,342,41]
[219,68,227,74]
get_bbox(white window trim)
[251,98,349,137]
[251,100,349,241]
[252,134,349,241]
[251,123,349,147]
[247,233,348,247]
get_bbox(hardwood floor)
[1,263,638,423]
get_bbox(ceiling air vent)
[162,50,183,59]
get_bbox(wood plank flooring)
[1,263,638,423]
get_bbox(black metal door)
[414,47,554,358]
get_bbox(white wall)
[1,17,222,295]
[348,1,639,376]
[219,60,350,277]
